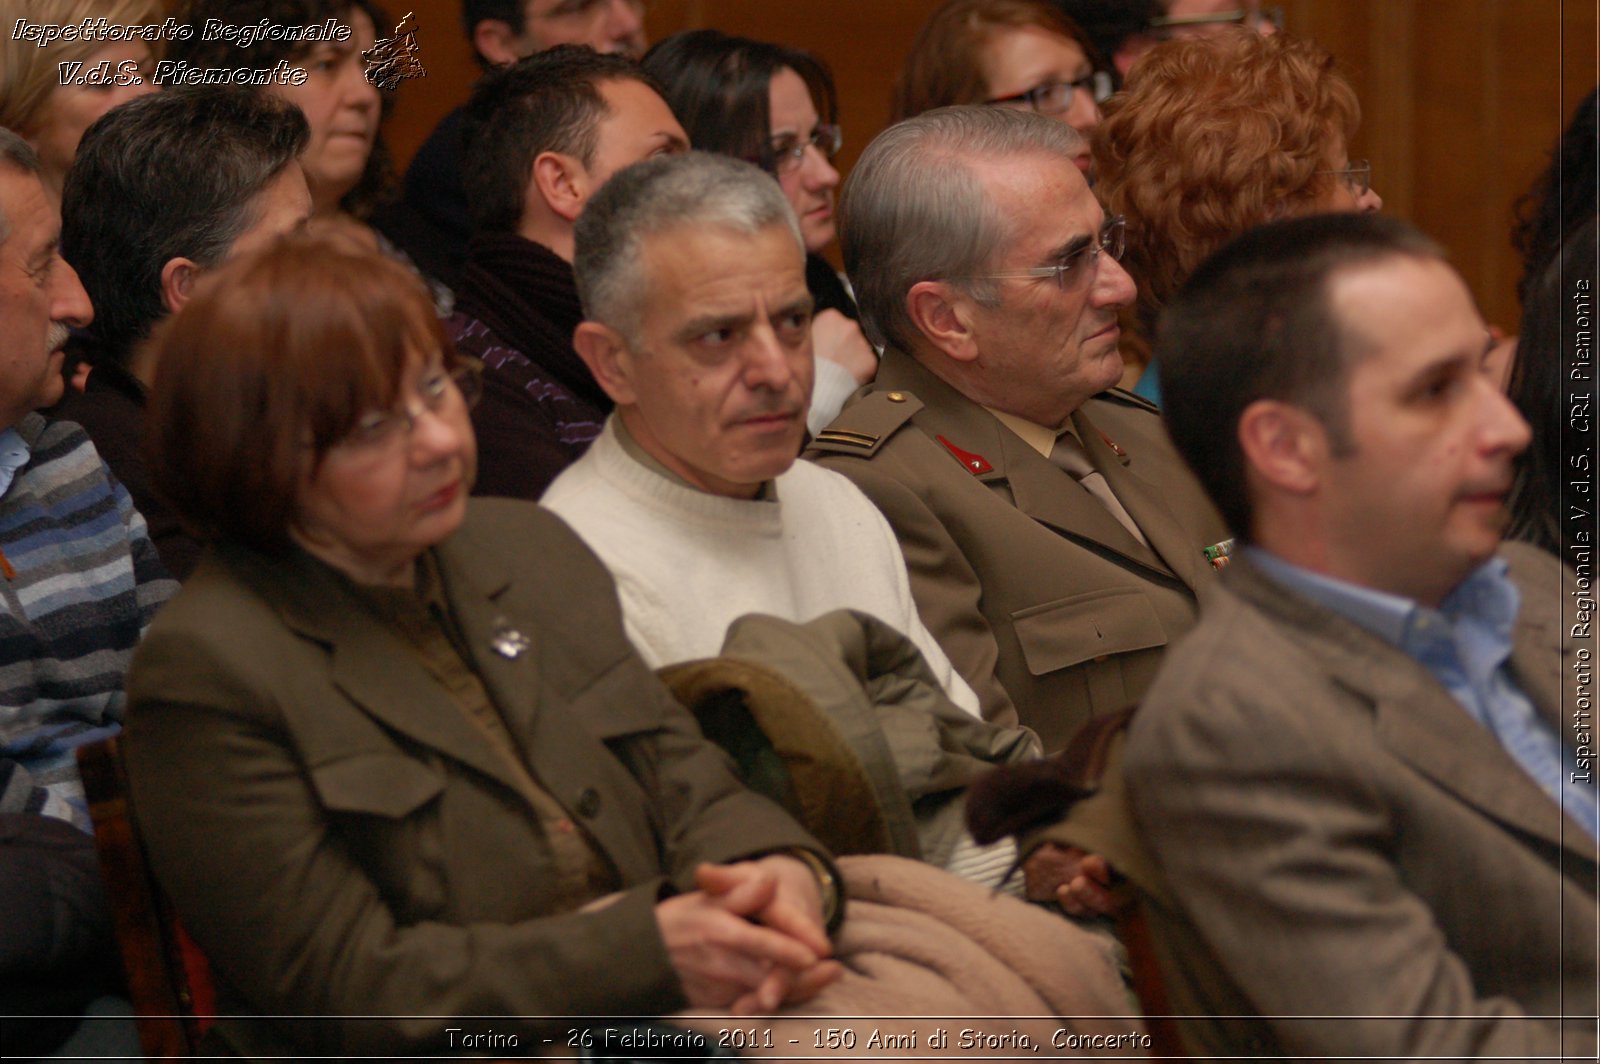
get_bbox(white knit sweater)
[543,418,1027,889]
[542,417,981,716]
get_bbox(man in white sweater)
[543,152,1024,888]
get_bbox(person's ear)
[905,280,980,363]
[1237,398,1327,496]
[572,321,638,405]
[530,151,588,226]
[471,19,524,67]
[159,257,201,316]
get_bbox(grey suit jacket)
[1126,544,1599,1060]
[124,499,819,1059]
[809,348,1229,752]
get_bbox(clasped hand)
[1022,842,1130,917]
[656,855,842,1014]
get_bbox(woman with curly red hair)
[1095,29,1381,400]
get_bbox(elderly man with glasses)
[807,106,1229,917]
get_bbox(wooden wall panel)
[377,0,481,163]
[381,0,1595,329]
[1288,0,1592,329]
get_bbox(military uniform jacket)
[808,349,1228,752]
[123,499,820,1059]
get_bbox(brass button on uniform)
[887,391,906,402]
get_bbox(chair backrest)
[75,736,215,1058]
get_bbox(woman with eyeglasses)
[644,30,878,433]
[894,0,1108,176]
[121,232,845,1056]
[1095,28,1381,401]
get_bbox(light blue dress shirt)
[1249,548,1598,842]
[0,428,31,497]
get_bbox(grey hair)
[0,129,41,245]
[841,105,1085,352]
[574,151,804,345]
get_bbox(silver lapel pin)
[490,622,529,660]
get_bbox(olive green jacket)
[809,348,1229,752]
[124,500,820,1059]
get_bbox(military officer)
[808,105,1228,756]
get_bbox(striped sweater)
[0,414,176,831]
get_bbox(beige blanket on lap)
[680,855,1145,1059]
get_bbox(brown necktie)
[1049,431,1150,546]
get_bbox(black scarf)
[453,233,611,411]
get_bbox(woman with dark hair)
[894,0,1109,175]
[169,1,421,267]
[1513,87,1598,309]
[1507,214,1598,555]
[644,30,877,432]
[124,232,841,1056]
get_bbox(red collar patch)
[937,435,994,475]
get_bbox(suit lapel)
[261,545,531,797]
[435,521,663,884]
[878,352,1176,578]
[1077,408,1210,591]
[1369,669,1592,860]
[997,426,1172,573]
[432,538,545,752]
[1509,578,1568,739]
[1231,559,1595,863]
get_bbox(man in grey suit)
[1127,212,1597,1059]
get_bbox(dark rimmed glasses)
[987,70,1115,114]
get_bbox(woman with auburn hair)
[893,0,1109,174]
[0,0,161,199]
[1095,28,1381,401]
[124,232,840,1057]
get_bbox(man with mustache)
[543,153,1031,888]
[0,128,176,1056]
[1120,212,1595,1058]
